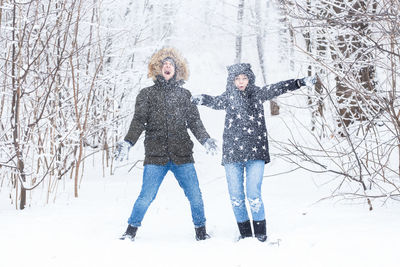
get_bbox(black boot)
[237,220,253,240]
[253,220,267,242]
[120,224,138,241]
[195,226,210,241]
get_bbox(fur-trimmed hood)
[148,47,189,82]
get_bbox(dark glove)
[191,95,204,105]
[203,138,217,155]
[297,75,317,87]
[114,140,132,162]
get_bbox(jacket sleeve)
[258,79,301,102]
[187,93,211,145]
[124,90,147,146]
[200,92,228,110]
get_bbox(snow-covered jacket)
[198,63,301,165]
[124,48,210,165]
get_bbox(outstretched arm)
[191,91,228,110]
[259,76,316,101]
[259,79,300,101]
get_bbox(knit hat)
[162,57,176,68]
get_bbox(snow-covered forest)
[1,0,399,210]
[1,0,399,266]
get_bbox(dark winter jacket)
[124,48,210,165]
[125,76,210,165]
[198,63,301,165]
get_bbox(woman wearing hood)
[192,63,316,242]
[115,48,217,241]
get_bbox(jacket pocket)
[169,134,193,157]
[144,136,167,157]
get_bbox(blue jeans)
[224,160,265,223]
[128,161,206,228]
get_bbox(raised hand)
[302,75,317,87]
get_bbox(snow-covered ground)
[1,114,399,267]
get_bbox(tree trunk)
[333,0,376,132]
[10,3,26,210]
[255,0,266,85]
[303,0,326,134]
[235,0,245,64]
[255,1,280,115]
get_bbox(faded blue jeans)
[128,161,206,228]
[224,160,265,223]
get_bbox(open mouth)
[164,71,171,75]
